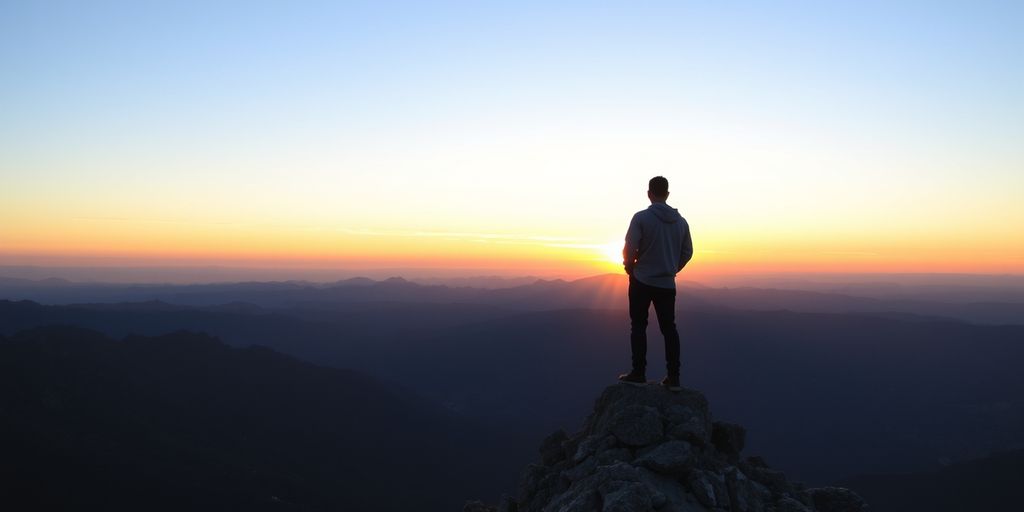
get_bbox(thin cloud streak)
[339,227,586,244]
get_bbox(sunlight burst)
[601,240,624,266]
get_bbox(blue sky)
[1,1,1022,275]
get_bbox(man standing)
[619,176,694,392]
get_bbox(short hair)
[648,176,669,198]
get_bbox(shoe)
[661,375,681,392]
[618,370,646,386]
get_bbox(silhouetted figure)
[618,176,693,391]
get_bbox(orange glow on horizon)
[3,209,1022,278]
[2,242,1022,280]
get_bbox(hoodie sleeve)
[678,221,693,272]
[623,213,642,274]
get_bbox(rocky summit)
[465,383,867,512]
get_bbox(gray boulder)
[540,429,569,466]
[609,404,664,447]
[686,469,727,509]
[665,404,710,445]
[600,481,654,512]
[635,440,694,476]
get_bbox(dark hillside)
[0,326,534,511]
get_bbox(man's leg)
[651,286,681,377]
[627,275,652,375]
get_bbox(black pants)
[628,274,681,375]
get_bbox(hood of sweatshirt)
[649,202,683,223]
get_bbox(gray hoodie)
[623,202,693,289]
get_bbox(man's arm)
[623,214,642,275]
[677,222,693,272]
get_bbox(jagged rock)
[600,481,654,512]
[517,464,566,512]
[637,467,705,511]
[806,487,868,512]
[575,435,618,463]
[582,384,710,440]
[711,421,746,463]
[563,455,599,482]
[740,457,796,497]
[596,447,633,465]
[518,464,546,498]
[665,405,710,445]
[686,469,726,509]
[470,383,867,512]
[636,440,694,476]
[544,489,600,512]
[541,429,569,466]
[498,495,519,512]
[726,466,771,512]
[639,479,668,509]
[544,463,643,512]
[573,436,599,463]
[609,404,664,447]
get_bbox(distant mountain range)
[3,273,1024,325]
[1,273,1022,506]
[1,295,1022,486]
[0,325,535,511]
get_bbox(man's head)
[648,176,670,203]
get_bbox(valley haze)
[2,268,1023,510]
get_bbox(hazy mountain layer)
[0,326,535,511]
[2,299,1022,485]
[4,273,1024,325]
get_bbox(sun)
[600,240,624,266]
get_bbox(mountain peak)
[467,383,867,512]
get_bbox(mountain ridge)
[5,273,1023,325]
[0,325,535,511]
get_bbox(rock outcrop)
[466,383,867,512]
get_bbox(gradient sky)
[2,1,1022,279]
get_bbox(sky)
[1,1,1022,280]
